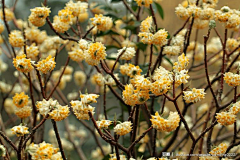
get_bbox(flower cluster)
[70,93,99,120]
[173,53,189,72]
[27,142,61,160]
[36,98,69,121]
[9,30,24,47]
[0,8,14,21]
[12,92,32,119]
[28,7,51,27]
[224,72,240,86]
[13,54,34,73]
[150,112,180,132]
[117,47,136,60]
[120,63,142,78]
[209,143,228,155]
[96,120,112,129]
[90,14,113,31]
[114,121,132,136]
[11,124,29,137]
[36,55,56,74]
[183,88,206,103]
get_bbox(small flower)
[134,0,153,7]
[80,93,100,105]
[13,92,29,108]
[163,46,181,56]
[209,143,228,155]
[58,9,73,23]
[152,29,168,46]
[126,64,142,78]
[36,55,56,74]
[175,4,189,20]
[90,14,113,31]
[140,16,153,32]
[226,14,240,29]
[70,100,95,120]
[68,47,85,62]
[229,101,240,115]
[150,112,180,132]
[84,42,107,66]
[48,105,70,121]
[138,32,153,44]
[11,124,29,137]
[122,84,138,106]
[36,98,58,116]
[96,120,112,129]
[131,75,151,90]
[91,73,105,86]
[117,47,136,61]
[28,7,51,27]
[224,72,240,86]
[28,142,59,159]
[216,112,236,126]
[151,79,171,96]
[79,39,89,50]
[114,121,132,136]
[15,106,32,119]
[173,53,189,72]
[174,69,190,86]
[52,15,71,33]
[9,30,24,47]
[13,54,33,73]
[183,88,206,103]
[0,8,14,21]
[65,0,88,16]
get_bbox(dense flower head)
[25,43,39,59]
[151,79,172,96]
[114,121,132,136]
[52,15,71,33]
[15,106,32,119]
[122,84,138,106]
[29,7,51,27]
[91,73,105,86]
[209,143,228,155]
[58,9,73,23]
[36,98,69,121]
[84,42,107,66]
[138,32,153,44]
[174,69,190,86]
[173,53,189,72]
[214,6,233,23]
[150,112,180,132]
[80,93,99,105]
[163,46,181,56]
[152,29,168,46]
[70,100,95,120]
[226,38,239,52]
[13,54,34,73]
[9,30,24,47]
[134,0,153,7]
[121,63,142,78]
[36,55,56,74]
[90,14,113,31]
[175,4,189,20]
[28,142,60,160]
[96,120,112,129]
[117,47,136,60]
[0,8,14,21]
[229,101,240,115]
[68,47,85,62]
[183,88,206,103]
[130,75,151,90]
[216,112,236,126]
[140,16,153,32]
[65,0,88,16]
[11,124,29,137]
[153,66,173,81]
[13,92,29,108]
[224,72,240,86]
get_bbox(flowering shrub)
[0,0,240,160]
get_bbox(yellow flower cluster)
[53,9,73,33]
[209,143,228,155]
[11,124,29,137]
[224,72,240,86]
[13,92,29,108]
[65,0,88,16]
[120,63,142,78]
[36,55,56,74]
[229,101,240,115]
[36,98,69,121]
[183,88,206,103]
[27,142,61,160]
[25,43,39,59]
[13,54,33,73]
[150,112,180,132]
[140,16,153,33]
[216,112,236,126]
[29,7,51,27]
[163,46,181,56]
[110,153,127,160]
[71,93,99,120]
[117,47,136,61]
[15,106,32,119]
[114,121,132,136]
[90,14,113,31]
[96,120,112,129]
[174,69,190,86]
[0,8,14,21]
[226,38,239,52]
[134,0,153,7]
[84,42,107,66]
[9,30,24,47]
[138,30,168,46]
[25,27,47,44]
[173,53,189,72]
[151,66,173,96]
